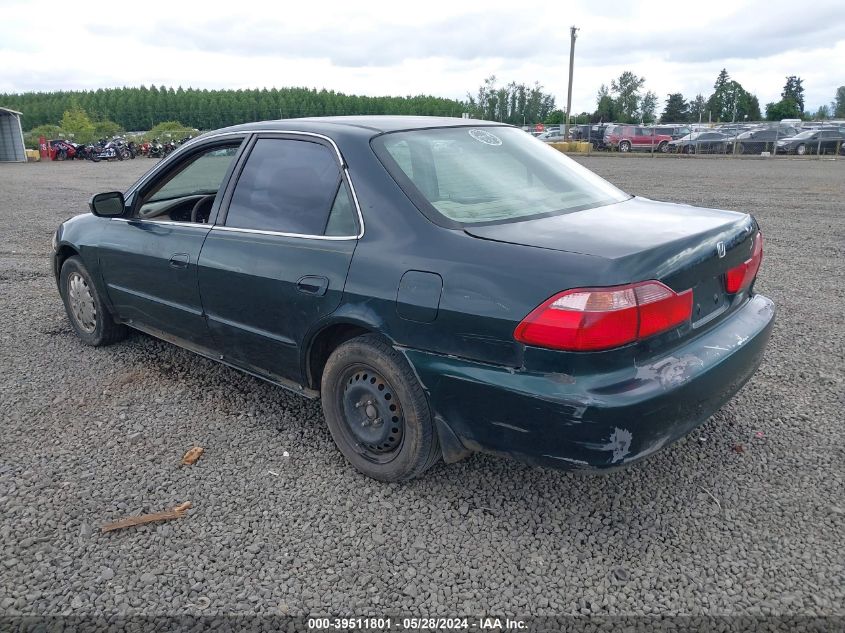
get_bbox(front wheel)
[321,334,440,481]
[59,256,127,346]
[796,143,806,156]
[684,144,695,154]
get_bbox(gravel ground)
[0,156,843,622]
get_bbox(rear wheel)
[321,334,440,481]
[618,140,631,153]
[658,141,668,153]
[59,256,127,346]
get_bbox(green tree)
[610,71,646,122]
[465,76,555,124]
[545,110,564,124]
[640,91,658,123]
[146,120,198,141]
[59,106,95,143]
[23,124,62,148]
[707,71,760,122]
[660,93,689,122]
[813,105,830,120]
[765,98,801,121]
[707,69,731,121]
[688,94,706,123]
[92,119,123,140]
[833,86,845,118]
[781,76,805,115]
[593,84,616,122]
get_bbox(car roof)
[206,116,504,139]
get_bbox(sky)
[1,0,843,114]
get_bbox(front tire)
[59,256,127,346]
[321,334,440,481]
[796,143,806,156]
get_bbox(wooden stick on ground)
[101,501,192,533]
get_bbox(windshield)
[372,126,629,226]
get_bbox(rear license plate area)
[691,276,728,324]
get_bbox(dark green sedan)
[52,117,775,481]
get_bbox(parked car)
[652,125,691,140]
[776,129,845,155]
[604,125,673,152]
[572,124,609,149]
[537,130,567,142]
[668,131,734,154]
[733,127,798,154]
[52,117,774,481]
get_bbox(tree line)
[589,69,845,124]
[0,85,467,133]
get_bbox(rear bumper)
[402,294,775,471]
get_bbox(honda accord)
[52,117,774,481]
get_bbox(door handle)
[169,253,190,269]
[296,276,329,296]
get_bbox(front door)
[99,139,244,348]
[197,135,360,384]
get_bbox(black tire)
[321,334,440,481]
[658,141,668,153]
[618,140,631,153]
[59,256,127,346]
[796,143,806,156]
[685,144,695,154]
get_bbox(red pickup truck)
[604,125,673,153]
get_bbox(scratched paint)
[601,427,633,463]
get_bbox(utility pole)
[564,26,579,140]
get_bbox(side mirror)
[89,191,126,217]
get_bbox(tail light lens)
[725,231,763,294]
[514,281,693,352]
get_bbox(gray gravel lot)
[0,156,843,621]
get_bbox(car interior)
[135,144,240,223]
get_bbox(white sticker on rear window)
[468,129,502,146]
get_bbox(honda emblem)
[716,241,726,258]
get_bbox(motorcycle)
[93,138,131,162]
[147,139,165,158]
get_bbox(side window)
[324,182,358,236]
[138,144,240,222]
[226,138,341,235]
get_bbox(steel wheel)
[619,141,631,153]
[338,364,405,464]
[321,334,440,480]
[67,272,97,333]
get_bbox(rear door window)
[225,138,350,236]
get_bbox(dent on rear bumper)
[401,294,775,470]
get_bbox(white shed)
[0,106,26,162]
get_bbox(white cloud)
[0,0,843,113]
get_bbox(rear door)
[197,134,361,384]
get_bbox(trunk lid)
[464,196,757,327]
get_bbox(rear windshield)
[371,126,629,226]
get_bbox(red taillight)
[514,281,693,352]
[725,231,763,294]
